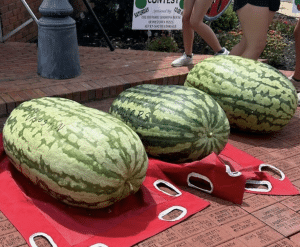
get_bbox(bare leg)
[230,4,275,59]
[293,20,300,80]
[229,35,247,56]
[182,0,196,56]
[189,0,223,53]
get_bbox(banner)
[293,0,300,13]
[132,0,184,30]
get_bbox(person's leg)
[189,0,223,53]
[231,8,275,57]
[239,5,274,59]
[289,19,300,94]
[182,0,196,56]
[229,35,247,56]
[292,20,300,80]
[231,4,273,60]
[171,0,196,66]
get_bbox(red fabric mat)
[156,143,299,205]
[0,134,209,247]
[0,133,298,246]
[220,144,299,196]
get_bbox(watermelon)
[184,55,298,133]
[2,97,148,209]
[109,84,230,163]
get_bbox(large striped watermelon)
[184,55,298,133]
[2,97,148,209]
[109,84,230,163]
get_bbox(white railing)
[0,0,38,42]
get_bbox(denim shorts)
[233,0,280,12]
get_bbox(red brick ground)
[1,42,300,247]
[0,42,211,116]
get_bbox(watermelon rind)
[109,84,230,163]
[184,55,298,133]
[2,97,148,209]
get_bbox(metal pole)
[81,0,115,51]
[2,19,33,42]
[37,0,81,79]
[1,0,38,43]
[20,0,39,24]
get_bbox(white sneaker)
[215,47,230,56]
[171,53,193,67]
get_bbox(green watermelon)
[184,55,298,133]
[109,84,230,163]
[2,97,148,209]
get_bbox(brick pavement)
[0,42,211,118]
[1,42,300,247]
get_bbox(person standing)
[171,0,229,67]
[288,0,300,103]
[289,12,300,87]
[229,1,280,60]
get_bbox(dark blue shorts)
[233,0,280,12]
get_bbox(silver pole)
[2,18,33,42]
[20,0,39,24]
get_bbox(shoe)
[215,47,230,56]
[288,75,300,93]
[171,53,193,67]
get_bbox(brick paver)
[0,42,210,117]
[1,42,300,247]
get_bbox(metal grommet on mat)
[225,164,242,177]
[259,164,285,181]
[245,180,272,193]
[153,179,182,197]
[158,206,187,222]
[29,232,57,247]
[187,172,214,194]
[89,244,109,247]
